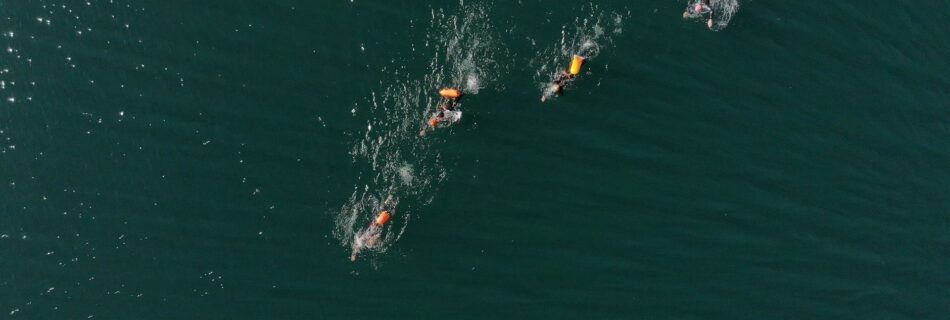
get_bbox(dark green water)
[1,1,948,319]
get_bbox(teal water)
[1,1,948,319]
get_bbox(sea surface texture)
[1,1,948,319]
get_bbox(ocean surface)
[1,1,948,319]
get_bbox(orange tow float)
[439,88,463,99]
[374,210,391,226]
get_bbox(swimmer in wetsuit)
[421,88,464,135]
[551,70,576,94]
[350,196,394,261]
[541,55,583,102]
[432,98,459,125]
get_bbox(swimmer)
[350,196,394,261]
[552,70,576,91]
[420,88,464,136]
[433,99,459,123]
[542,55,584,102]
[541,70,575,102]
[683,0,711,17]
[683,0,715,30]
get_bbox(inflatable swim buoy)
[569,55,585,76]
[374,210,391,226]
[439,88,462,99]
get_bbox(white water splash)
[336,2,505,262]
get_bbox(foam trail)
[336,2,504,263]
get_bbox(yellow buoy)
[569,55,585,75]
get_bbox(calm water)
[1,1,948,319]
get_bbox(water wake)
[335,2,504,262]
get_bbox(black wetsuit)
[552,71,576,93]
[436,99,458,118]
